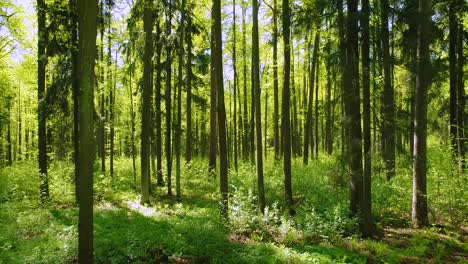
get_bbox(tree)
[165,0,173,196]
[282,0,293,214]
[252,0,265,213]
[381,0,396,181]
[412,0,431,228]
[141,0,153,205]
[361,0,372,237]
[175,0,185,198]
[212,0,228,218]
[76,0,99,260]
[271,0,279,160]
[344,0,371,235]
[185,6,193,164]
[208,9,217,173]
[37,0,49,201]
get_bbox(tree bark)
[361,0,372,237]
[252,0,265,213]
[412,0,431,228]
[76,0,98,261]
[37,0,49,201]
[175,0,185,198]
[141,0,154,204]
[212,0,228,219]
[381,0,396,181]
[165,0,173,195]
[282,0,293,215]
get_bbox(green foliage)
[1,147,467,263]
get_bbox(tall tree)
[361,0,372,237]
[141,0,153,204]
[456,21,465,172]
[344,0,368,234]
[212,0,228,218]
[412,0,431,228]
[155,13,164,186]
[272,0,279,160]
[175,0,185,198]
[381,0,395,181]
[282,0,293,214]
[37,0,49,201]
[165,0,173,195]
[303,28,319,165]
[252,0,265,212]
[232,0,238,170]
[185,6,193,164]
[208,10,217,173]
[76,0,99,261]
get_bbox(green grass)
[0,145,467,263]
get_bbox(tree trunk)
[457,22,465,172]
[232,0,238,171]
[176,0,185,198]
[412,0,431,228]
[37,0,49,201]
[242,6,249,159]
[165,1,173,195]
[209,12,217,173]
[282,0,293,215]
[381,0,395,181]
[212,0,228,219]
[76,0,98,261]
[272,0,279,160]
[303,29,319,165]
[141,0,154,204]
[185,11,193,164]
[155,15,164,186]
[361,0,372,237]
[252,0,265,213]
[344,0,363,222]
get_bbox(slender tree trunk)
[76,0,98,261]
[282,0,293,215]
[242,7,249,158]
[272,0,279,160]
[141,0,154,204]
[37,0,49,201]
[7,106,12,166]
[175,0,185,198]
[314,52,319,158]
[344,0,363,221]
[457,22,465,172]
[252,0,265,212]
[381,0,395,181]
[127,48,137,188]
[325,21,332,155]
[361,0,372,237]
[185,10,193,164]
[303,29,319,165]
[165,1,173,195]
[209,12,217,173]
[108,18,115,178]
[412,0,431,228]
[232,0,238,171]
[212,0,228,218]
[155,16,164,186]
[449,3,458,159]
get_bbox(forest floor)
[0,150,467,263]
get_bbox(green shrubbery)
[0,144,466,263]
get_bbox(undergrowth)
[0,143,466,263]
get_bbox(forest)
[0,0,466,262]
